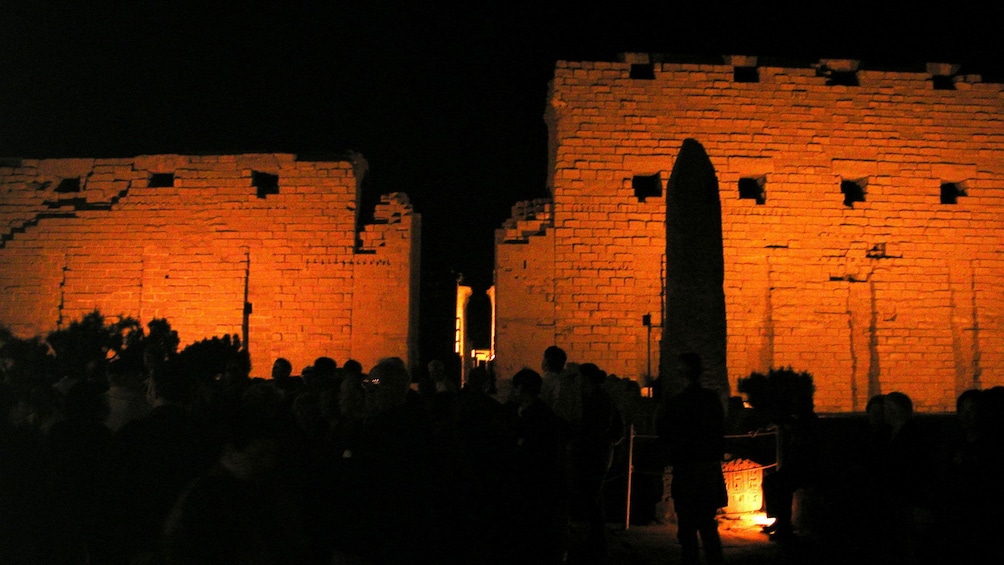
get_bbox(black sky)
[2,1,1001,361]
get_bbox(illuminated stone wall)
[494,199,556,378]
[495,55,1004,412]
[0,153,420,376]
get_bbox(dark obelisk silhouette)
[660,139,729,400]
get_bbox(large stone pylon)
[660,138,729,400]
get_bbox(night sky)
[2,1,1001,362]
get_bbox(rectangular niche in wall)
[940,181,968,204]
[841,178,867,207]
[932,75,957,90]
[252,171,280,198]
[630,64,655,80]
[55,177,81,193]
[733,66,759,83]
[148,173,175,187]
[738,176,766,204]
[633,173,662,202]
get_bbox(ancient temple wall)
[0,153,420,377]
[496,56,1004,412]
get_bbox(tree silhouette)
[0,325,54,388]
[45,310,144,382]
[176,334,247,383]
[0,312,229,391]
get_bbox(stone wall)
[0,153,420,376]
[494,55,1004,412]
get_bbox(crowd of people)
[849,388,1004,564]
[2,341,1003,565]
[753,383,1004,564]
[0,346,639,565]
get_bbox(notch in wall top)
[815,58,860,86]
[620,52,663,79]
[818,59,860,73]
[726,55,760,82]
[928,62,962,90]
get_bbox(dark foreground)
[570,517,896,565]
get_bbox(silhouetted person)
[38,378,113,563]
[877,391,934,564]
[336,359,436,564]
[724,395,749,435]
[341,358,364,382]
[422,358,458,435]
[570,362,624,559]
[0,382,44,564]
[453,366,511,562]
[541,345,581,432]
[541,345,568,406]
[865,393,891,460]
[307,356,339,393]
[270,357,302,399]
[221,350,253,389]
[271,357,293,379]
[932,388,984,562]
[856,393,891,553]
[423,358,454,394]
[975,387,1004,562]
[162,385,310,565]
[314,369,368,562]
[104,356,151,432]
[507,368,567,564]
[104,361,216,564]
[657,352,726,565]
[761,384,819,541]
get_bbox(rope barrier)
[622,424,779,530]
[632,429,779,441]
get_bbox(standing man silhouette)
[659,352,727,565]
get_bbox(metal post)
[625,423,635,530]
[642,314,652,380]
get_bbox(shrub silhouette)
[43,310,146,382]
[0,325,54,388]
[737,366,816,424]
[175,334,247,383]
[0,311,245,388]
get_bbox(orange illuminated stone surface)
[493,54,1004,412]
[0,153,420,377]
